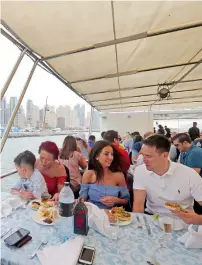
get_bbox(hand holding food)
[164,202,186,212]
[172,208,202,225]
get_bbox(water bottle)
[59,182,74,217]
[57,182,75,242]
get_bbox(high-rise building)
[26,99,40,128]
[56,105,71,128]
[74,104,85,128]
[9,97,17,117]
[14,106,26,129]
[92,111,100,131]
[57,117,65,130]
[85,111,91,129]
[26,99,34,127]
[0,98,8,127]
[46,106,57,128]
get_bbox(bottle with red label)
[74,199,89,235]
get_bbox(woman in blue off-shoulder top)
[79,141,130,209]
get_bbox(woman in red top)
[36,141,70,201]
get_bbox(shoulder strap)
[64,165,70,182]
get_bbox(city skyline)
[1,96,100,131]
[1,35,92,111]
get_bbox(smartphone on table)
[78,246,95,265]
[4,228,30,247]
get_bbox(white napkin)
[178,225,202,248]
[37,235,85,265]
[85,202,113,238]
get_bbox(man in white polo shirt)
[133,135,202,214]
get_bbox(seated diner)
[59,136,87,199]
[36,141,70,201]
[133,135,202,214]
[79,140,130,209]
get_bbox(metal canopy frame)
[1,22,96,109]
[83,79,202,96]
[101,100,202,111]
[1,60,38,152]
[41,21,202,62]
[1,2,202,115]
[90,87,202,104]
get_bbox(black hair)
[103,130,118,144]
[101,131,106,139]
[88,140,121,183]
[89,135,96,141]
[131,131,140,137]
[172,133,192,144]
[134,135,143,143]
[143,135,171,153]
[14,150,36,169]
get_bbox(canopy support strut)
[1,60,38,153]
[88,106,94,137]
[1,48,27,100]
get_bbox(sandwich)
[164,202,185,211]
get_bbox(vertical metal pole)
[88,106,94,136]
[1,49,27,100]
[1,60,38,153]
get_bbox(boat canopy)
[1,1,202,112]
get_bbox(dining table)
[1,197,202,265]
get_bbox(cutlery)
[29,239,48,259]
[1,228,12,238]
[147,261,155,265]
[143,216,151,235]
[151,255,161,265]
[136,215,142,228]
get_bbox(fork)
[136,215,142,228]
[29,239,48,259]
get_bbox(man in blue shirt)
[88,135,96,148]
[173,133,202,177]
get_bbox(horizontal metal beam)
[100,99,202,111]
[0,170,17,179]
[70,61,200,84]
[83,79,202,96]
[100,95,202,109]
[42,21,202,61]
[91,87,202,104]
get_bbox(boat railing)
[0,170,17,179]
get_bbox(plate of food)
[105,207,132,226]
[33,206,58,225]
[29,199,55,211]
[164,202,186,212]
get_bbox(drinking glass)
[9,196,22,210]
[158,215,174,248]
[108,217,119,252]
[1,201,12,217]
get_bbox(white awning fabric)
[1,1,202,112]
